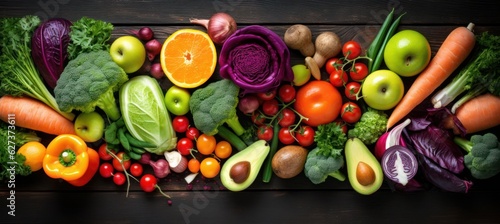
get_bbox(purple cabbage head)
[31,18,72,89]
[219,25,294,95]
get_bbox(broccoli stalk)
[93,88,121,121]
[432,32,500,110]
[454,133,500,179]
[304,122,347,184]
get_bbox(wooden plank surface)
[1,0,500,223]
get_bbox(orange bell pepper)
[43,134,89,181]
[67,147,100,187]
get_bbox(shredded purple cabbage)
[219,25,293,94]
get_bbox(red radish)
[238,95,260,114]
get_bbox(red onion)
[131,27,154,41]
[149,63,165,80]
[238,94,260,114]
[138,152,151,164]
[190,12,237,45]
[145,39,162,61]
[149,158,170,178]
[374,118,410,160]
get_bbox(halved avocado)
[345,138,384,195]
[220,140,270,191]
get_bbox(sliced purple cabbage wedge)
[381,145,418,186]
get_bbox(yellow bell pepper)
[43,134,89,181]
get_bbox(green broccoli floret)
[454,133,500,179]
[304,122,347,184]
[348,107,388,145]
[189,79,245,136]
[54,50,128,121]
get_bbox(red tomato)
[256,125,273,142]
[172,115,190,133]
[99,162,114,178]
[113,172,126,186]
[278,84,296,103]
[256,89,276,101]
[278,108,296,127]
[140,174,157,193]
[112,152,131,172]
[295,126,315,147]
[345,82,361,101]
[251,111,266,126]
[294,80,342,127]
[341,102,362,123]
[329,69,348,88]
[130,163,144,177]
[325,57,344,74]
[349,62,369,81]
[98,143,114,161]
[342,40,362,60]
[262,99,279,116]
[177,137,194,156]
[185,127,200,141]
[278,127,295,145]
[334,119,348,134]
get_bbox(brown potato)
[272,145,308,179]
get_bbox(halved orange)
[160,29,217,88]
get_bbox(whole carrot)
[386,23,476,129]
[0,95,76,136]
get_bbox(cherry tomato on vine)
[112,152,131,172]
[197,134,216,155]
[349,62,369,82]
[278,108,296,128]
[341,102,362,124]
[99,162,114,178]
[130,163,144,177]
[278,127,295,145]
[98,143,115,161]
[334,119,348,134]
[345,82,361,101]
[256,125,274,142]
[256,89,276,101]
[215,141,232,159]
[186,127,200,140]
[188,158,200,173]
[295,126,315,147]
[172,115,190,133]
[262,99,279,116]
[200,157,220,178]
[342,40,362,60]
[177,137,194,156]
[140,174,157,193]
[113,172,126,186]
[251,111,266,126]
[294,80,342,127]
[278,84,296,103]
[325,57,344,74]
[329,69,348,88]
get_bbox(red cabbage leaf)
[219,25,293,94]
[31,18,72,89]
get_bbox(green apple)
[164,85,191,116]
[74,111,105,143]
[361,70,404,110]
[110,35,146,74]
[383,30,431,77]
[291,64,311,86]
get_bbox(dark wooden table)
[2,1,500,223]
